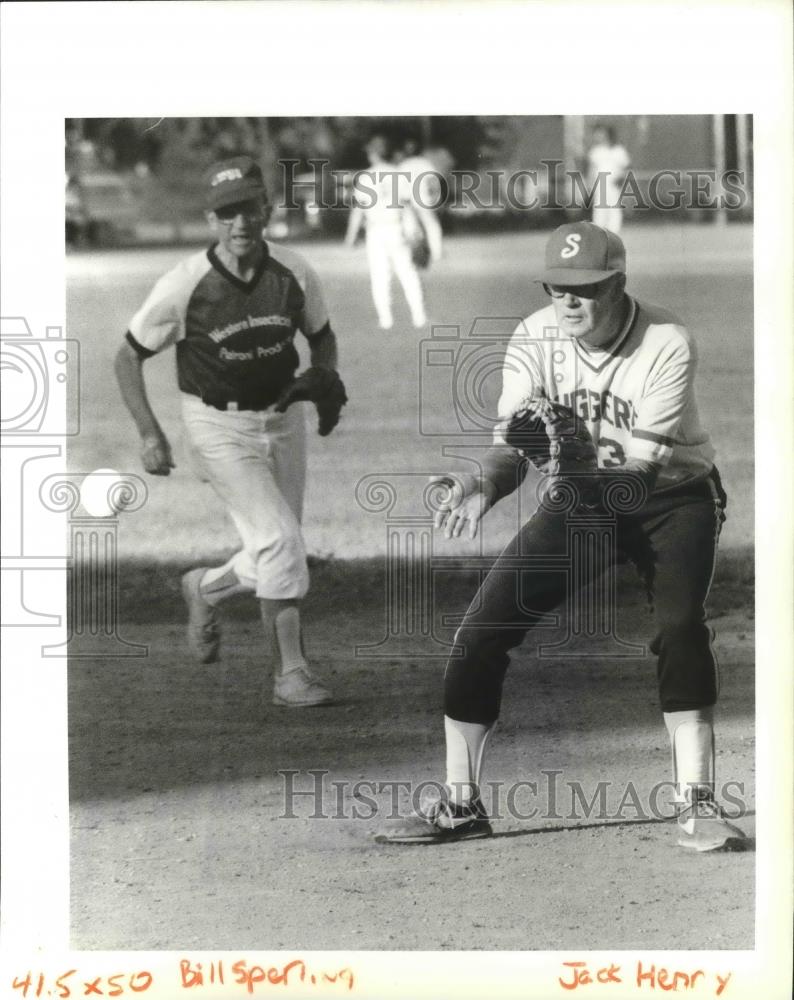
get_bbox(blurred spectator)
[65,122,101,175]
[65,121,82,172]
[587,123,631,233]
[140,126,163,174]
[213,118,259,159]
[110,119,140,171]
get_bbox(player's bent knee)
[453,626,505,668]
[256,565,310,601]
[452,622,528,668]
[250,537,309,600]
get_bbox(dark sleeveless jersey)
[126,242,331,407]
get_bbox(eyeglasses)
[543,282,610,300]
[214,206,264,224]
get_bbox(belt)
[199,392,277,413]
[644,466,727,511]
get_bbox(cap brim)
[534,267,621,285]
[208,182,266,211]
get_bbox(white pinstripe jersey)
[497,296,715,493]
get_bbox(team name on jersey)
[208,313,292,344]
[557,388,638,430]
[218,337,292,362]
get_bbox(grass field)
[66,222,754,564]
[66,221,755,952]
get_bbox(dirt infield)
[69,563,754,951]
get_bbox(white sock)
[444,716,494,806]
[664,708,714,800]
[199,563,251,606]
[260,601,306,677]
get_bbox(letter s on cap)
[560,234,582,258]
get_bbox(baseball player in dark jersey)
[378,222,747,851]
[115,156,342,707]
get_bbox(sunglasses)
[214,205,265,224]
[543,280,614,300]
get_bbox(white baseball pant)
[365,225,427,328]
[181,393,310,600]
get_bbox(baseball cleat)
[272,665,333,708]
[676,786,748,852]
[181,568,221,664]
[374,789,493,845]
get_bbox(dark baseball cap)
[205,156,268,211]
[536,222,626,285]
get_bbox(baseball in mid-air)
[81,468,130,517]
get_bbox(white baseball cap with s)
[536,221,626,286]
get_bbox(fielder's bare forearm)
[114,341,166,442]
[479,445,528,503]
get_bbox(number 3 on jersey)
[598,436,626,468]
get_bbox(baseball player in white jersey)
[115,156,343,707]
[378,222,747,852]
[344,134,436,330]
[587,124,631,234]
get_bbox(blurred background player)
[378,222,747,853]
[344,133,434,330]
[396,134,444,263]
[115,156,341,707]
[587,123,631,234]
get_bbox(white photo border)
[1,1,791,997]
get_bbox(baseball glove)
[504,394,598,478]
[409,234,431,270]
[275,367,348,436]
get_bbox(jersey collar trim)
[572,296,638,373]
[207,241,270,292]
